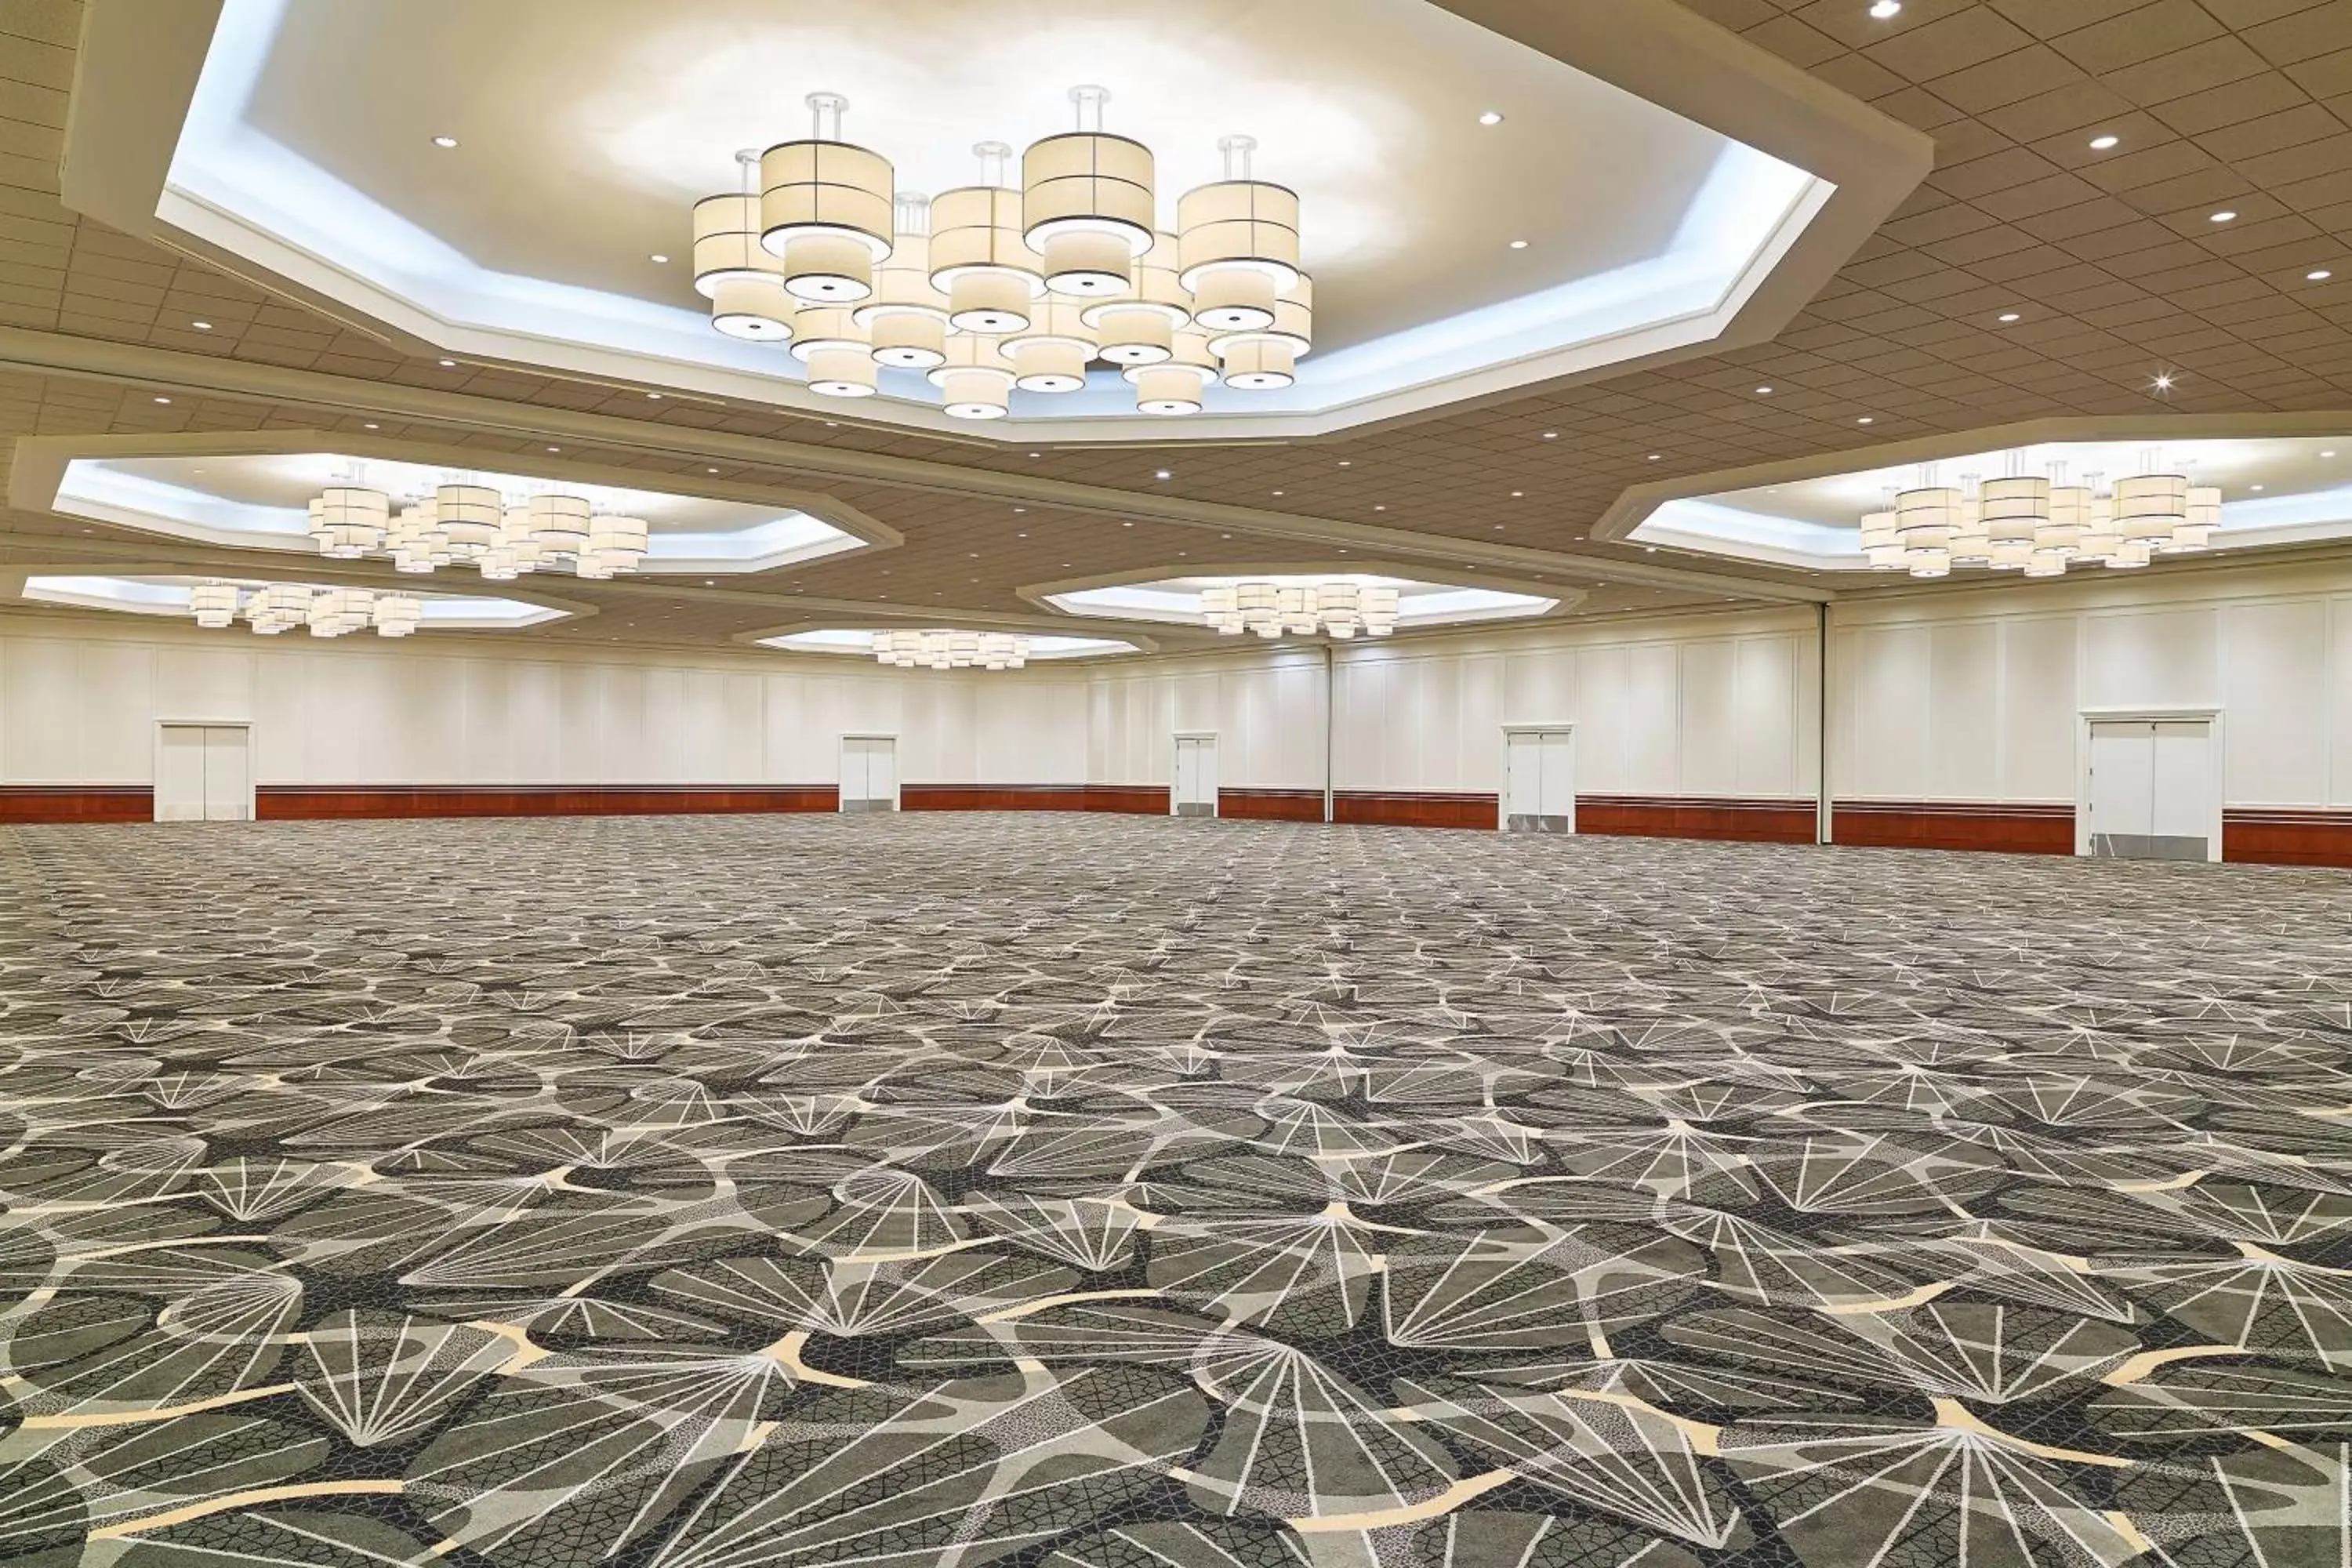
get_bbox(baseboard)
[1832,800,2075,855]
[255,786,840,819]
[1332,790,1499,829]
[2223,808,2352,868]
[1219,787,1326,822]
[1577,793,1818,844]
[0,785,153,823]
[900,785,1168,815]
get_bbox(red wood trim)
[255,786,839,820]
[2223,808,2352,869]
[0,786,153,823]
[898,785,1171,815]
[1578,793,1818,844]
[1333,790,1498,829]
[1219,788,1326,822]
[1832,800,2074,855]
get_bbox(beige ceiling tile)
[1864,6,2038,79]
[2106,34,2274,101]
[1991,0,2174,36]
[2284,45,2352,92]
[2192,99,2350,159]
[1991,86,2147,142]
[1742,13,1849,67]
[2050,0,2230,73]
[2147,69,2315,135]
[2230,128,2352,182]
[1929,43,2092,113]
[1928,143,2063,198]
[2241,2,2352,65]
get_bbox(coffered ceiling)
[3,0,2350,660]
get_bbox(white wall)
[1081,608,1822,799]
[1831,559,2352,809]
[0,614,1091,788]
[7,556,2347,811]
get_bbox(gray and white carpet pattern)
[0,813,2348,1567]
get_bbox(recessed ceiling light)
[1857,416,1875,424]
[706,466,720,474]
[650,253,669,263]
[2309,268,2334,281]
[437,358,457,367]
[1374,505,1386,511]
[1508,239,1529,249]
[1998,312,2021,323]
[2323,451,2337,459]
[1338,460,1352,466]
[1272,489,1284,495]
[2251,485,2265,492]
[2153,372,2176,391]
[1541,431,1558,440]
[431,135,459,149]
[2209,209,2237,223]
[363,422,379,430]
[1646,453,1661,461]
[546,445,560,452]
[646,392,663,399]
[1478,111,1504,125]
[1510,490,1524,497]
[152,395,171,404]
[1154,469,1171,480]
[1755,386,1773,394]
[191,319,212,331]
[1869,0,1901,15]
[2089,134,2119,151]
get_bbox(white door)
[1173,736,1217,817]
[156,725,250,822]
[201,727,251,821]
[1503,729,1573,832]
[840,737,897,811]
[2087,720,2211,860]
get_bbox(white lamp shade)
[189,583,240,627]
[528,493,592,556]
[927,334,1015,419]
[1124,328,1216,416]
[929,185,1042,332]
[1895,487,1961,551]
[1022,131,1154,296]
[1218,339,1294,390]
[436,485,504,554]
[692,194,785,298]
[759,138,895,301]
[1083,231,1189,364]
[710,274,796,342]
[1004,300,1098,393]
[2115,473,2189,545]
[1176,178,1302,309]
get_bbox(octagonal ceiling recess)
[28,452,869,575]
[1630,437,2352,574]
[112,0,1898,440]
[16,575,564,630]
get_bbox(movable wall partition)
[4,553,2350,865]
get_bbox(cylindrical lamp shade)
[711,274,795,342]
[759,139,895,302]
[1022,131,1154,296]
[1359,585,1400,636]
[930,184,1041,332]
[189,583,241,628]
[1126,328,1216,415]
[857,225,949,368]
[788,306,876,397]
[1004,300,1098,393]
[528,493,592,558]
[588,514,649,560]
[499,506,544,573]
[314,486,389,558]
[2115,473,2189,546]
[1859,510,1904,568]
[692,194,786,299]
[1209,272,1312,357]
[372,594,423,637]
[1218,339,1294,390]
[1177,179,1301,330]
[927,334,1015,419]
[2171,485,2220,552]
[2076,493,2119,562]
[2039,486,2089,560]
[436,485,504,555]
[1895,487,1962,552]
[1084,231,1189,365]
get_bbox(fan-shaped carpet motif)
[0,813,2347,1566]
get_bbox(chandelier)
[189,583,423,638]
[305,478,649,581]
[1862,454,2218,579]
[1199,581,1400,638]
[691,89,1310,419]
[871,629,1032,670]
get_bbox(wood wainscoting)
[1219,788,1327,822]
[1831,800,2076,855]
[1577,794,1818,844]
[899,785,1170,815]
[2223,808,2352,868]
[256,786,840,819]
[0,785,154,823]
[1332,790,1499,829]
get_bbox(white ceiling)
[245,0,1722,354]
[1047,571,1559,627]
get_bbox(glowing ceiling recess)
[696,89,1308,419]
[140,0,1855,438]
[763,629,1137,662]
[20,575,563,630]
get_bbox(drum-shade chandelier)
[870,629,1033,670]
[1199,582,1400,639]
[304,477,649,581]
[1863,452,2218,580]
[188,582,424,638]
[691,89,1309,419]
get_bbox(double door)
[1173,735,1218,817]
[840,735,898,812]
[2085,719,2212,861]
[1503,728,1574,833]
[155,724,251,822]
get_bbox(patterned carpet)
[1,813,2348,1568]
